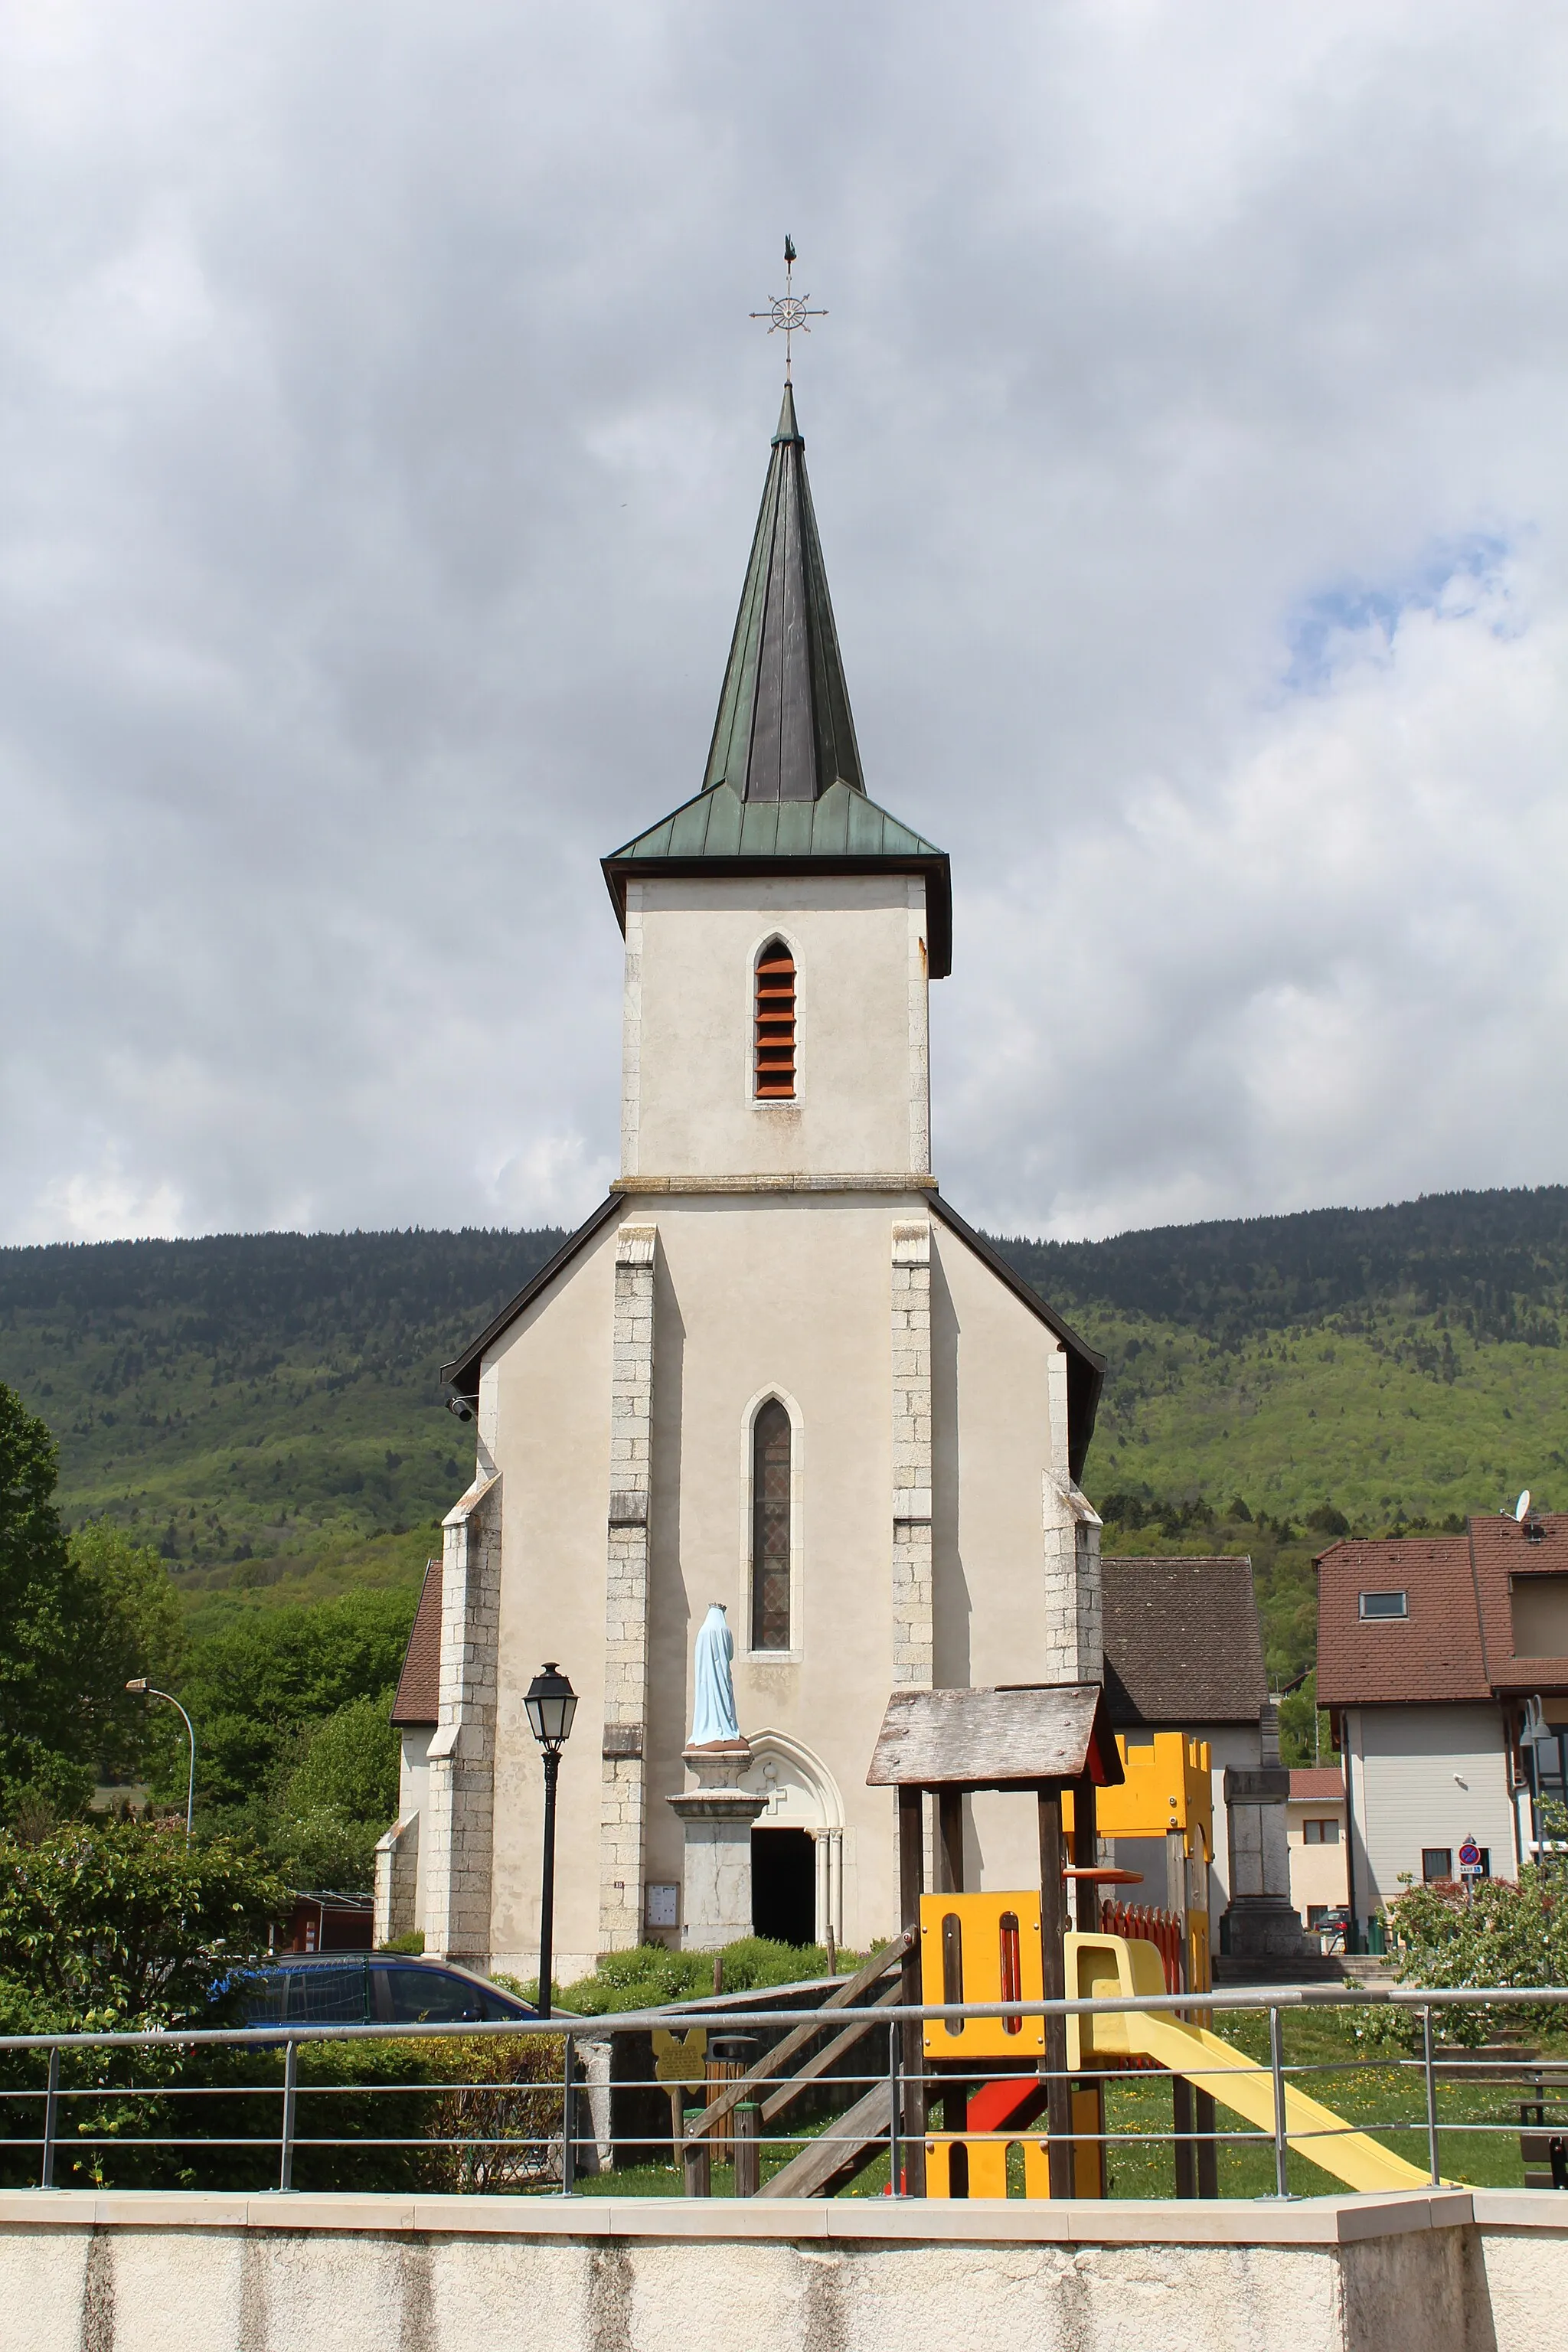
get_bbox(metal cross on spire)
[750,235,827,380]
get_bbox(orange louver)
[754,942,796,1099]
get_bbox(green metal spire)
[701,384,864,804]
[602,386,954,975]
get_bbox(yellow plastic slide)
[1067,1933,1436,2195]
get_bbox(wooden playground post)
[937,1789,964,1894]
[897,1785,927,2195]
[1037,1786,1074,2200]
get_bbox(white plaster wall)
[479,1194,1075,1969]
[399,1727,432,1933]
[1288,1800,1348,1921]
[0,2194,1523,2352]
[1345,1704,1516,1913]
[622,874,930,1182]
[485,1218,621,1983]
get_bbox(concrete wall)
[1344,1704,1517,1916]
[472,1197,1080,1979]
[622,874,931,1183]
[0,2187,1557,2352]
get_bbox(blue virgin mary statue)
[688,1602,742,1747]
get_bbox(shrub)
[1379,1864,1568,2044]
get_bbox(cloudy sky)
[3,1,1566,1248]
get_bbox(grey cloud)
[3,1,1567,1243]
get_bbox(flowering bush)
[1380,1864,1568,2044]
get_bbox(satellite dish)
[1516,1489,1532,1522]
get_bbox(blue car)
[231,1953,537,2027]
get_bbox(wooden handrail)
[684,1929,913,2142]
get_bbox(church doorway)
[751,1828,816,1945]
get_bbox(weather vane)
[750,236,826,380]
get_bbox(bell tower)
[603,386,951,1193]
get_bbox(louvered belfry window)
[754,940,796,1099]
[751,1399,792,1650]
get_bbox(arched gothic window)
[754,940,796,1099]
[751,1399,792,1650]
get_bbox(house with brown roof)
[1103,1556,1302,1963]
[1316,1510,1568,1940]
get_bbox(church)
[377,378,1110,1984]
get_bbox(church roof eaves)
[602,780,953,978]
[439,1187,1106,1485]
[440,1194,623,1407]
[390,1557,444,1726]
[927,1194,1105,1483]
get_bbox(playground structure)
[683,1684,1436,2199]
[872,1682,1432,2201]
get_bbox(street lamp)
[126,1680,197,1844]
[524,1662,577,2019]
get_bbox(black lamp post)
[524,1662,578,2018]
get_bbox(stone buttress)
[423,1473,501,1965]
[599,1222,657,1949]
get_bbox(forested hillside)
[2,1188,1563,1686]
[0,1230,564,1631]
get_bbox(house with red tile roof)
[1316,1511,1568,1942]
[1286,1766,1347,1929]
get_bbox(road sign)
[1459,1840,1482,1875]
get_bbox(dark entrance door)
[751,1827,815,1945]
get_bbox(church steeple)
[603,387,952,978]
[702,384,864,805]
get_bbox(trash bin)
[1367,1914,1387,1956]
[705,2034,760,2164]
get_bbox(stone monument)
[1221,1698,1307,1968]
[666,1604,766,1949]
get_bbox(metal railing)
[2,1980,1566,2201]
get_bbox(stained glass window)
[751,1399,792,1648]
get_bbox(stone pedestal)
[1222,1756,1306,1966]
[667,1744,767,1951]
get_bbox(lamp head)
[524,1662,578,1753]
[125,1678,149,1695]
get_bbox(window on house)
[1359,1590,1408,1619]
[754,941,796,1099]
[750,1399,792,1649]
[1511,1573,1568,1656]
[1302,1818,1341,1845]
[1421,1847,1452,1883]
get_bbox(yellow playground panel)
[924,2089,1104,2200]
[1066,1729,1213,1853]
[920,1891,1046,2057]
[917,1896,1436,2199]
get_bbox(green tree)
[68,1522,189,1787]
[281,1694,398,1821]
[0,1815,286,2030]
[267,1695,400,1890]
[166,1588,416,1814]
[0,1383,90,1817]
